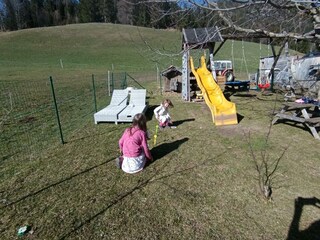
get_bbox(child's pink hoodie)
[119,127,152,159]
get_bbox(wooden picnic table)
[272,102,320,140]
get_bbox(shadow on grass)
[223,92,233,101]
[1,152,19,164]
[173,118,195,126]
[287,197,320,240]
[0,156,116,209]
[255,95,283,102]
[273,121,319,138]
[59,176,155,239]
[237,113,245,123]
[59,148,228,239]
[150,137,189,162]
[233,92,258,98]
[66,127,122,144]
[223,91,257,102]
[145,105,157,121]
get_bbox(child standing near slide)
[153,99,174,128]
[117,113,153,174]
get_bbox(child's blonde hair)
[130,113,147,134]
[162,99,173,107]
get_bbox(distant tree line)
[0,0,217,31]
[0,0,318,53]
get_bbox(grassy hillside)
[0,23,179,80]
[0,23,277,81]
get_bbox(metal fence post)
[107,71,111,96]
[159,72,163,95]
[49,76,64,144]
[92,74,97,112]
[123,72,127,89]
[111,72,114,92]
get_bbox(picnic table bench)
[272,102,320,140]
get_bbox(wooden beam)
[213,40,227,56]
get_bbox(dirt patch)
[19,116,36,124]
[216,124,266,138]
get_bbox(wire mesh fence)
[0,71,158,163]
[1,79,55,161]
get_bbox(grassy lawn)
[0,24,319,239]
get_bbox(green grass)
[0,24,319,239]
[0,23,289,81]
[0,23,183,80]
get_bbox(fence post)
[157,65,162,95]
[156,63,159,85]
[49,76,64,144]
[92,74,97,112]
[107,71,111,96]
[111,72,114,92]
[123,72,127,89]
[159,72,163,95]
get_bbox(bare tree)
[247,128,288,201]
[137,0,320,44]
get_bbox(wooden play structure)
[181,27,224,102]
[180,27,294,126]
[181,27,238,126]
[181,27,309,95]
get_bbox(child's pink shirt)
[119,127,152,159]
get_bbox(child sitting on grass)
[116,113,153,174]
[153,99,174,128]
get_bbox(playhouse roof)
[182,27,223,49]
[161,65,182,79]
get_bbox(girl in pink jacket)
[118,113,153,174]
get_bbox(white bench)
[94,89,129,124]
[118,89,147,122]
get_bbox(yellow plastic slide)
[189,56,238,126]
